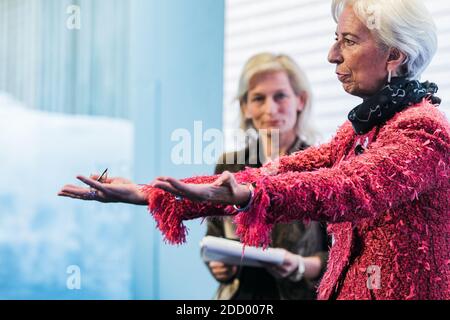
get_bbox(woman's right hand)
[209,261,238,282]
[151,171,252,206]
[58,174,148,205]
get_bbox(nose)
[328,41,343,65]
[263,97,278,115]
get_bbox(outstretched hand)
[151,171,251,206]
[59,171,252,207]
[58,174,148,205]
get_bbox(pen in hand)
[96,168,108,183]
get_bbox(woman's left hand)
[58,175,148,205]
[262,249,300,279]
[151,171,251,206]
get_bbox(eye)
[344,38,356,46]
[274,92,288,101]
[251,96,264,102]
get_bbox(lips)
[336,73,351,82]
[265,120,282,126]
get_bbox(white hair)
[332,0,437,80]
[237,53,317,145]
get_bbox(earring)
[387,70,392,84]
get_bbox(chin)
[266,128,282,134]
[342,84,354,95]
[343,83,365,98]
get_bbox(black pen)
[97,168,108,183]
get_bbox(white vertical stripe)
[0,0,130,119]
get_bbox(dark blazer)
[206,137,330,300]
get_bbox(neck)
[361,76,408,102]
[260,129,297,162]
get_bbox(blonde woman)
[205,53,328,300]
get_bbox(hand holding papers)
[200,236,285,267]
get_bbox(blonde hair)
[237,53,316,145]
[332,0,437,80]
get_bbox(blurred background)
[0,0,449,299]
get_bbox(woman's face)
[328,5,390,98]
[243,71,304,135]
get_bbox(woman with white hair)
[59,0,450,299]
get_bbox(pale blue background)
[0,0,224,299]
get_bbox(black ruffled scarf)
[348,77,441,135]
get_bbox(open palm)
[152,171,251,206]
[58,174,148,205]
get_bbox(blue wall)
[128,0,225,299]
[0,0,224,299]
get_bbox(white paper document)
[200,236,285,267]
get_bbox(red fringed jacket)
[143,100,450,300]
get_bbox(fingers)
[209,261,238,281]
[226,173,240,194]
[58,174,113,202]
[58,179,105,202]
[212,171,233,186]
[213,172,239,196]
[263,264,287,279]
[151,179,184,196]
[89,174,111,183]
[58,191,84,200]
[212,172,230,186]
[209,261,226,268]
[155,176,169,181]
[77,176,108,193]
[266,262,297,279]
[163,177,190,192]
[58,184,89,196]
[209,261,234,274]
[152,177,197,199]
[57,188,95,201]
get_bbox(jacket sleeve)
[233,109,450,247]
[142,136,337,245]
